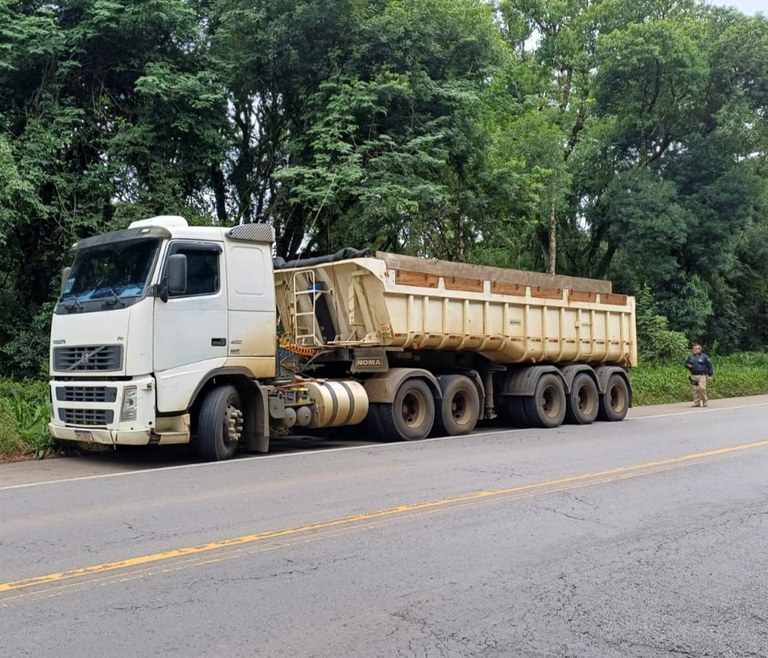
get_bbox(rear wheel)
[500,396,530,427]
[378,379,435,441]
[565,373,599,425]
[197,385,243,461]
[525,374,566,428]
[598,374,629,422]
[433,375,480,436]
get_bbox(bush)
[0,379,53,459]
[635,287,689,363]
[0,302,53,379]
[637,313,689,363]
[0,397,25,457]
[630,353,768,405]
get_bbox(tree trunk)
[548,200,557,276]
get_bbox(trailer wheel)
[525,374,566,428]
[565,373,599,425]
[197,385,243,461]
[379,378,435,441]
[434,375,480,436]
[501,396,530,427]
[598,374,629,422]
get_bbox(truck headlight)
[121,386,138,421]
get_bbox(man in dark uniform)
[685,344,714,407]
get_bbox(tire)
[598,374,630,422]
[378,378,435,441]
[565,373,599,425]
[363,403,391,442]
[433,375,481,436]
[500,396,530,427]
[524,373,566,428]
[197,385,244,461]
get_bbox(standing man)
[685,344,714,407]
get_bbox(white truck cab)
[49,217,277,453]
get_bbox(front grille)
[56,386,117,403]
[59,408,114,426]
[53,345,123,372]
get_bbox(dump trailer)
[49,215,636,460]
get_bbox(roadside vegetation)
[2,352,767,462]
[630,353,768,406]
[0,380,52,461]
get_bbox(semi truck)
[49,215,637,460]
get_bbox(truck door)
[226,243,276,377]
[153,241,228,378]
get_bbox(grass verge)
[0,379,54,462]
[630,353,768,406]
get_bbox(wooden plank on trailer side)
[445,276,484,292]
[530,286,563,300]
[600,293,628,306]
[395,270,439,288]
[568,290,598,303]
[491,281,527,296]
[377,251,612,294]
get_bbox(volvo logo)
[68,346,106,370]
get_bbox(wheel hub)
[225,405,244,445]
[402,393,425,427]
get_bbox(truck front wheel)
[197,385,244,461]
[379,378,435,441]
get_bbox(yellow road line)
[2,438,767,595]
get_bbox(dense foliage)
[1,0,768,377]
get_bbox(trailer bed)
[274,252,637,367]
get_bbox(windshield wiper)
[61,294,83,313]
[101,287,127,308]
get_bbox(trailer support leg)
[484,371,496,420]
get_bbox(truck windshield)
[58,238,161,312]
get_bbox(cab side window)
[169,244,220,297]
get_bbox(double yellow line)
[3,439,768,598]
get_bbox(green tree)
[0,0,225,376]
[581,5,768,349]
[268,0,512,260]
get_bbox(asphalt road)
[2,396,768,657]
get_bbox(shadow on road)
[55,427,375,468]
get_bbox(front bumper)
[49,376,157,446]
[48,424,153,446]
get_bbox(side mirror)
[60,267,72,297]
[159,254,187,302]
